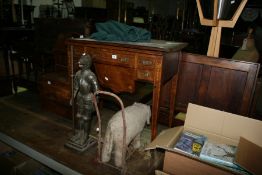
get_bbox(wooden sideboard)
[170,52,260,125]
[66,39,187,140]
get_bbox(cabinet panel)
[203,67,246,114]
[39,74,70,104]
[39,72,71,118]
[175,61,202,111]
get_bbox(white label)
[241,38,247,50]
[105,77,109,81]
[112,54,117,59]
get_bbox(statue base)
[65,137,97,152]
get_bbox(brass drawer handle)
[140,60,153,65]
[120,57,129,62]
[143,72,150,77]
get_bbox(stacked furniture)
[37,18,85,119]
[39,38,260,139]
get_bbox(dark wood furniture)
[252,78,262,119]
[39,71,71,118]
[34,18,86,72]
[0,53,13,96]
[0,27,36,93]
[66,39,187,140]
[37,19,87,118]
[38,32,80,119]
[169,52,260,126]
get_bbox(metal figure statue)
[66,53,99,151]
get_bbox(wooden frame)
[196,0,248,57]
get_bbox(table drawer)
[94,63,136,93]
[137,69,155,82]
[137,55,157,69]
[97,49,135,67]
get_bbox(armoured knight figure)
[70,53,99,146]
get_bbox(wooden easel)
[196,0,248,57]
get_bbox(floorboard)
[0,91,163,175]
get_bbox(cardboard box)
[146,103,262,175]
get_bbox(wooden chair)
[10,40,38,93]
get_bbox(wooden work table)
[66,38,187,140]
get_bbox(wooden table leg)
[168,74,178,127]
[151,81,161,140]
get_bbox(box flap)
[185,103,262,146]
[155,170,170,175]
[235,137,262,175]
[145,126,183,150]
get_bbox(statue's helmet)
[78,54,92,69]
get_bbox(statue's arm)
[88,72,99,93]
[71,71,80,105]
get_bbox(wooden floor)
[0,91,163,175]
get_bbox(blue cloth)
[90,20,151,42]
